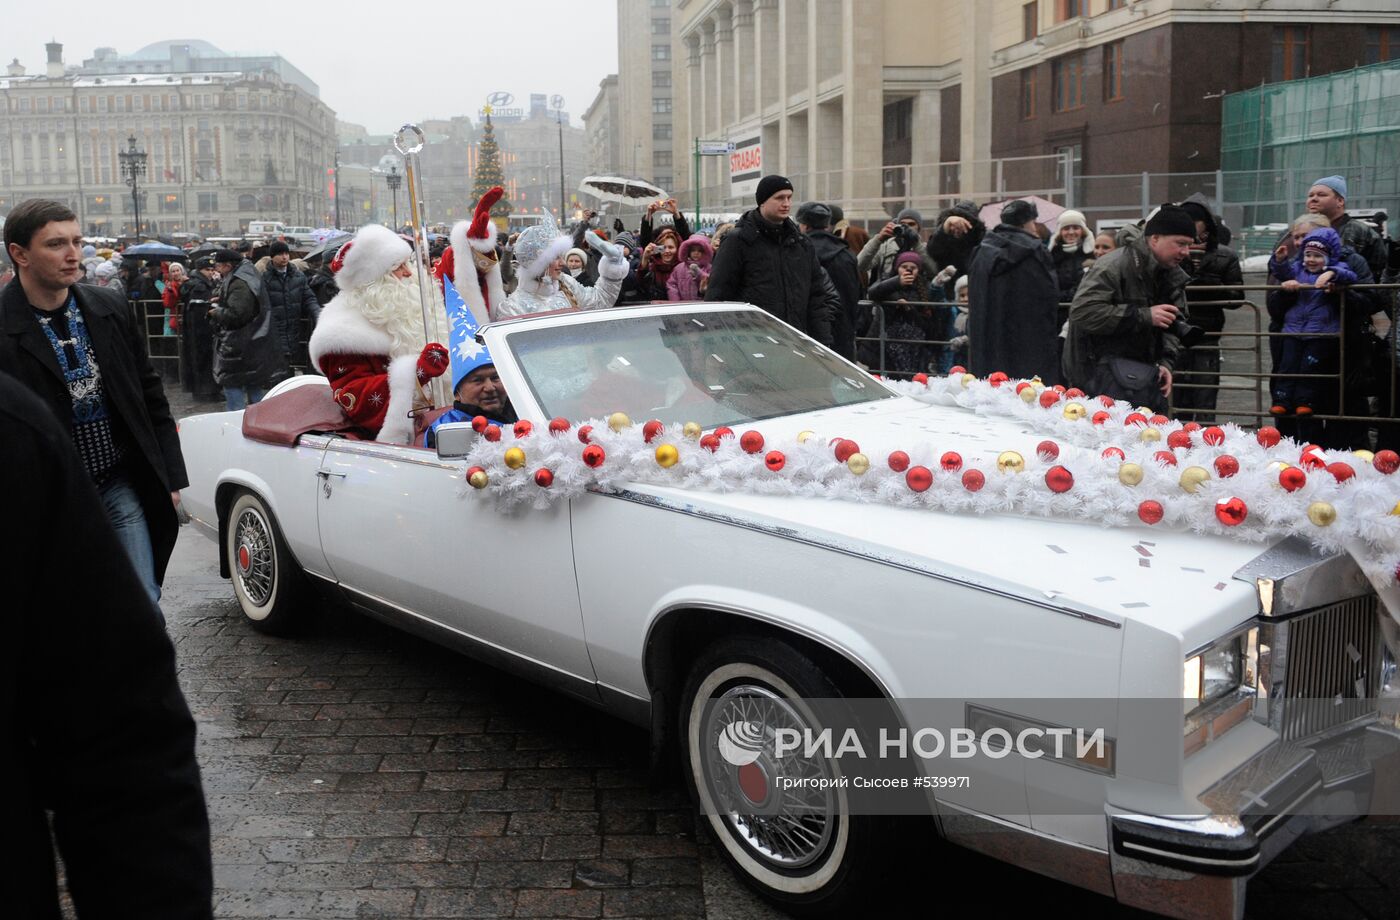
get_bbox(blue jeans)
[224,385,267,411]
[98,473,162,607]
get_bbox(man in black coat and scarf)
[1173,194,1243,422]
[797,200,862,360]
[967,198,1060,382]
[705,175,838,348]
[1,198,188,604]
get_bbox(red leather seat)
[242,381,365,446]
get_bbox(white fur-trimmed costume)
[494,212,629,318]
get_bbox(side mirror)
[434,422,479,460]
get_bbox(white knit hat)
[332,224,412,291]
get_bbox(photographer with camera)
[1064,204,1197,414]
[1173,195,1243,423]
[639,198,692,251]
[179,256,222,401]
[858,208,939,287]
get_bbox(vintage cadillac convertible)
[179,302,1400,919]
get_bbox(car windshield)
[504,308,892,427]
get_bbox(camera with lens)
[1170,317,1205,348]
[892,223,920,253]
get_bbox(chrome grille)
[1278,595,1380,740]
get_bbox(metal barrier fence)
[129,298,316,389]
[856,283,1399,445]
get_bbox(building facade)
[616,0,676,191]
[337,117,478,230]
[492,102,587,220]
[0,40,337,236]
[667,0,1400,220]
[583,75,622,178]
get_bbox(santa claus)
[308,224,449,444]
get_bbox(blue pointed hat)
[444,277,495,394]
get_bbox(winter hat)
[1000,199,1039,227]
[333,223,412,290]
[954,274,969,297]
[614,231,638,253]
[755,174,794,206]
[1057,209,1088,232]
[81,244,96,258]
[1301,227,1341,261]
[794,201,832,229]
[1311,175,1347,199]
[895,208,923,227]
[894,251,922,271]
[565,247,589,267]
[213,248,242,265]
[513,213,572,282]
[269,240,290,257]
[94,261,118,280]
[1143,204,1197,239]
[677,234,714,267]
[443,270,495,395]
[828,204,845,224]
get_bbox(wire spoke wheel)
[233,507,275,607]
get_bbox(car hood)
[621,395,1272,650]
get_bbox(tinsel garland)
[457,372,1400,584]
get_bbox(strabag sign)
[729,135,762,198]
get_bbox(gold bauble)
[1306,501,1337,527]
[1267,460,1292,476]
[1140,427,1162,443]
[846,453,871,475]
[1179,465,1211,494]
[467,470,489,489]
[1354,449,1376,463]
[503,447,527,470]
[796,429,816,443]
[997,450,1026,473]
[1019,386,1037,403]
[655,444,680,468]
[608,411,632,432]
[1062,402,1087,421]
[1390,500,1400,516]
[1030,376,1043,385]
[960,373,977,388]
[1118,462,1144,486]
[682,421,703,439]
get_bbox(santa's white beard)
[346,274,439,357]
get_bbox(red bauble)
[1327,462,1355,483]
[1150,414,1169,426]
[988,371,1009,387]
[700,433,722,452]
[906,466,933,492]
[1037,440,1060,461]
[1279,467,1307,492]
[887,450,911,473]
[1299,450,1326,471]
[714,426,735,439]
[834,439,861,463]
[1154,450,1179,467]
[1091,411,1111,426]
[577,424,594,444]
[940,451,963,472]
[962,469,986,492]
[465,465,485,482]
[740,430,765,454]
[513,420,533,438]
[1373,450,1399,474]
[548,417,571,434]
[534,468,554,488]
[1214,455,1240,478]
[1045,465,1074,493]
[1098,394,1116,407]
[765,450,786,471]
[1102,446,1126,461]
[1215,497,1248,526]
[581,444,606,468]
[483,425,502,442]
[949,365,966,375]
[1202,426,1225,446]
[913,372,929,385]
[1183,422,1202,433]
[1125,413,1148,428]
[1066,387,1085,399]
[643,419,664,443]
[1166,430,1192,450]
[1138,500,1164,525]
[1053,385,1067,394]
[470,415,489,433]
[1039,389,1062,408]
[1256,426,1282,448]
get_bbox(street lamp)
[386,164,402,230]
[118,134,147,238]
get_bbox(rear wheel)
[226,490,308,634]
[679,636,900,916]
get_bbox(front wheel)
[679,636,902,916]
[226,490,308,634]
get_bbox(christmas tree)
[471,111,511,227]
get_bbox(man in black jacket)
[1174,196,1243,422]
[967,198,1060,382]
[1,198,189,603]
[262,240,321,370]
[179,256,222,400]
[926,199,987,295]
[705,175,838,348]
[797,201,862,360]
[2,370,213,920]
[209,248,286,409]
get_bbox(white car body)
[178,302,1398,919]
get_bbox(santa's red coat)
[319,353,394,434]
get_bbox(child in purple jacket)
[666,234,713,302]
[1267,226,1357,424]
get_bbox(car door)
[315,437,596,692]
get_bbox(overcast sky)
[0,1,620,132]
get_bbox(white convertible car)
[180,302,1399,919]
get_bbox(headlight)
[1184,637,1244,712]
[1183,629,1260,756]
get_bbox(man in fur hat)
[308,224,449,444]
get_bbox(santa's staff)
[393,123,440,402]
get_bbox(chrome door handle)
[315,469,347,479]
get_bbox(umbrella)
[304,233,353,263]
[120,241,188,261]
[578,176,667,206]
[978,196,1067,234]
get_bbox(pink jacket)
[666,235,714,301]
